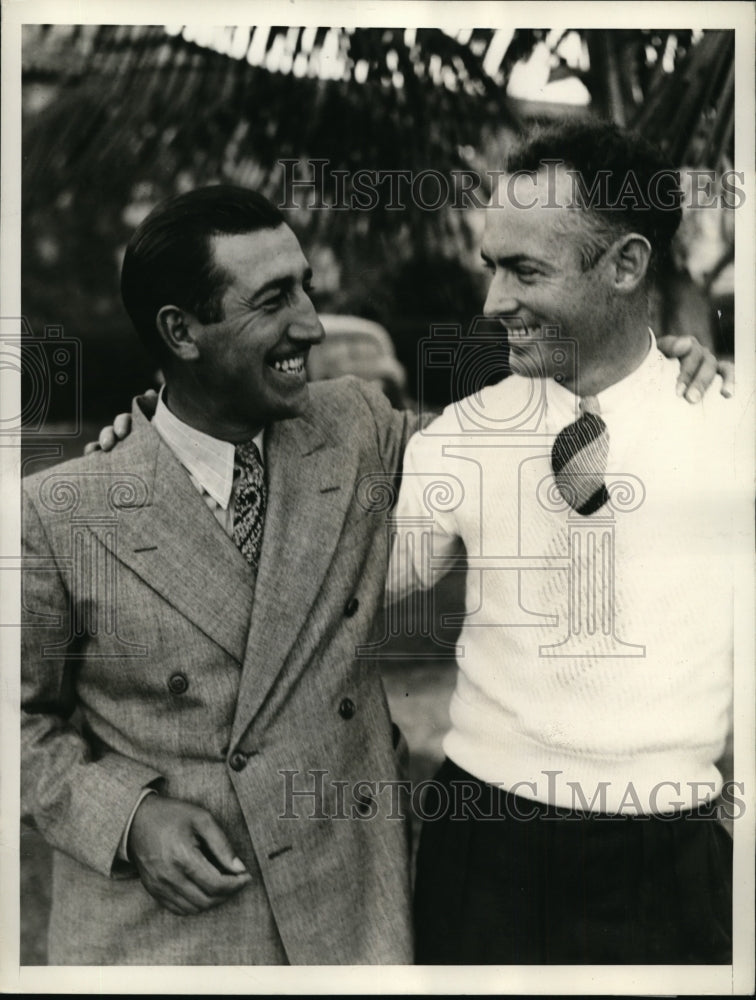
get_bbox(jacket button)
[339,697,356,720]
[167,672,188,695]
[344,597,359,617]
[229,751,248,772]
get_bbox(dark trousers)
[414,758,733,964]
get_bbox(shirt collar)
[546,329,662,428]
[152,388,264,510]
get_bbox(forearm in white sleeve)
[386,430,460,602]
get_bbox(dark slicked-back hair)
[506,120,683,273]
[121,185,286,362]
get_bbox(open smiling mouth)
[506,327,543,346]
[268,353,307,376]
[490,315,543,341]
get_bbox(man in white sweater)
[393,121,738,963]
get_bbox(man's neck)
[162,384,263,443]
[559,319,651,398]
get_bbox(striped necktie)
[551,396,610,515]
[232,441,266,568]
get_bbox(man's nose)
[289,293,324,344]
[483,272,519,317]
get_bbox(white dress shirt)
[152,388,265,534]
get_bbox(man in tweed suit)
[21,186,416,964]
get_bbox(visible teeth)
[272,355,305,374]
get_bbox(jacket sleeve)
[21,487,163,878]
[350,377,422,483]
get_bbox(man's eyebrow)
[480,250,550,269]
[245,265,313,303]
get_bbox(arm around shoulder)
[349,375,420,476]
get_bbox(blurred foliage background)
[22,24,736,425]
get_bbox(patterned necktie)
[551,396,610,515]
[232,441,266,568]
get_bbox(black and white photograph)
[1,0,754,993]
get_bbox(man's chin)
[508,345,546,380]
[272,382,311,420]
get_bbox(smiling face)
[481,169,617,391]
[183,225,323,437]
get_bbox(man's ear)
[155,305,200,361]
[611,234,652,293]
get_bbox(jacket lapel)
[100,403,255,663]
[230,408,354,741]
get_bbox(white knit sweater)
[391,341,737,813]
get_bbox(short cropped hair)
[121,185,285,361]
[505,120,683,272]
